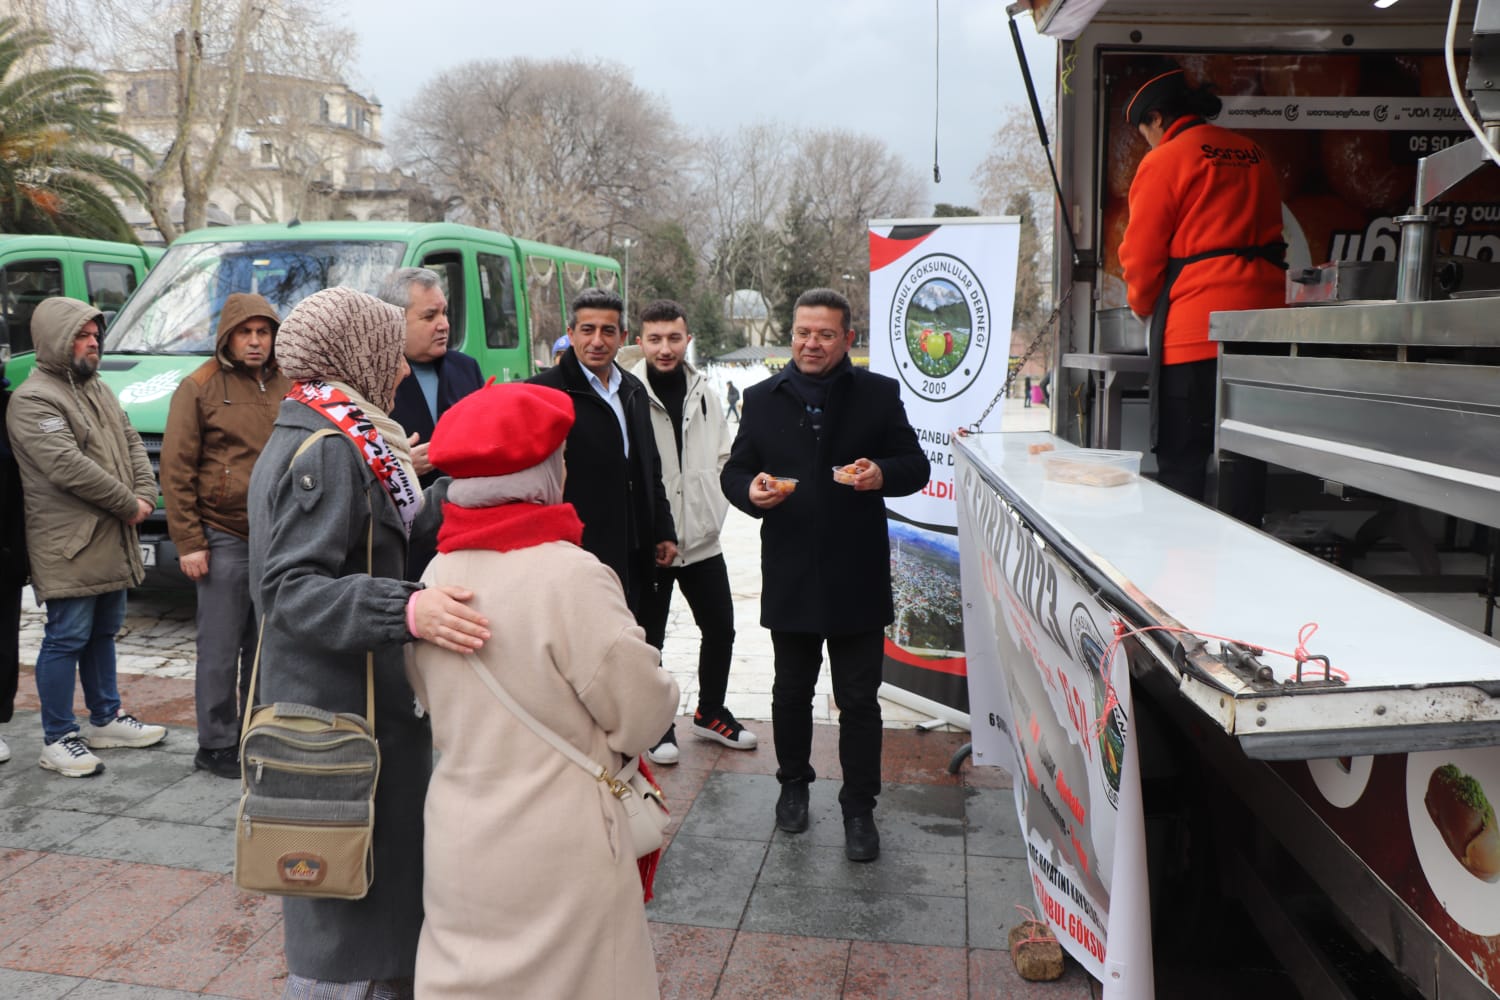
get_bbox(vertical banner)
[956,447,1151,996]
[869,217,1020,721]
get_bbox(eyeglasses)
[791,328,844,345]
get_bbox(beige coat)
[407,540,679,1000]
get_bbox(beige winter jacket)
[408,540,679,1000]
[630,359,732,566]
[5,297,157,600]
[160,293,289,551]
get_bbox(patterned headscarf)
[275,287,406,412]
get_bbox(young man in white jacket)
[632,300,757,763]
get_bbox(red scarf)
[287,380,421,536]
[436,501,583,554]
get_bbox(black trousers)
[770,628,884,817]
[638,554,736,715]
[1154,358,1217,502]
[0,584,18,723]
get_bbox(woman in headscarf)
[247,286,491,1000]
[407,382,679,1000]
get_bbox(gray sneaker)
[85,712,167,749]
[39,734,104,777]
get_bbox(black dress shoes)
[844,813,880,862]
[194,745,241,780]
[775,780,810,833]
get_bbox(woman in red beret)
[406,382,679,1000]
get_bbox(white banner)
[957,447,1152,995]
[1216,96,1468,131]
[869,217,1020,529]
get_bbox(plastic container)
[832,464,860,485]
[1042,449,1141,487]
[765,476,799,494]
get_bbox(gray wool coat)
[247,400,438,983]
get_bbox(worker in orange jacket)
[1118,64,1285,505]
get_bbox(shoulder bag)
[233,428,382,900]
[463,653,668,858]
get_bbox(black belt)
[1147,240,1287,449]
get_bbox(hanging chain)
[965,283,1074,434]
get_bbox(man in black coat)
[0,358,28,765]
[721,288,928,862]
[382,267,484,490]
[529,288,678,619]
[382,267,484,578]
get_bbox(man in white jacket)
[632,299,757,764]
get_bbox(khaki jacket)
[5,297,157,600]
[630,360,731,566]
[160,293,288,552]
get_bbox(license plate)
[140,543,156,567]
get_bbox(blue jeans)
[35,590,126,742]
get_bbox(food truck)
[955,0,1500,995]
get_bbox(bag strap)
[462,652,635,797]
[242,428,376,747]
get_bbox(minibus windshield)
[105,239,406,353]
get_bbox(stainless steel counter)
[1212,295,1500,528]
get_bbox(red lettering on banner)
[1028,713,1040,744]
[1066,913,1107,962]
[1070,829,1091,876]
[1055,770,1086,824]
[1025,751,1040,789]
[1057,674,1092,760]
[921,479,954,500]
[1032,875,1066,926]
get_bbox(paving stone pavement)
[2,397,1091,997]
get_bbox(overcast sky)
[350,0,1058,211]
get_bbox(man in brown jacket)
[160,293,288,778]
[6,297,167,777]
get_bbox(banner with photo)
[868,217,1020,720]
[956,446,1152,994]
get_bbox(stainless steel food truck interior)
[1002,0,1500,994]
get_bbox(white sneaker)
[39,734,104,777]
[84,712,167,749]
[0,734,10,763]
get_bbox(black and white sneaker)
[692,708,759,750]
[646,725,680,765]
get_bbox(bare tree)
[777,127,924,335]
[694,123,791,328]
[394,57,682,252]
[974,103,1055,328]
[51,0,356,240]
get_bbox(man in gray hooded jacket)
[6,297,167,777]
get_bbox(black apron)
[1147,240,1287,449]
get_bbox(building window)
[319,97,330,122]
[260,141,274,164]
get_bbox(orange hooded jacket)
[1119,116,1285,366]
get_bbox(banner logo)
[888,253,991,402]
[1069,604,1126,809]
[118,370,184,404]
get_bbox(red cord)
[1090,619,1347,741]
